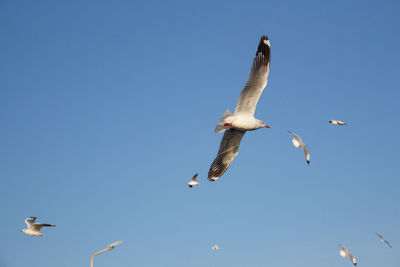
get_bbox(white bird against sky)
[21,217,55,236]
[211,244,220,251]
[375,233,392,248]
[208,35,271,181]
[188,173,200,188]
[288,131,310,165]
[329,120,347,125]
[339,244,357,266]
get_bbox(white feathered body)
[22,229,45,236]
[224,113,263,131]
[215,110,264,133]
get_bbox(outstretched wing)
[234,36,271,115]
[31,223,55,232]
[301,144,310,164]
[191,173,199,182]
[25,217,36,227]
[347,251,357,266]
[208,129,245,181]
[376,233,384,239]
[385,240,392,248]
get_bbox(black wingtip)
[256,35,270,66]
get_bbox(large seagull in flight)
[208,36,271,181]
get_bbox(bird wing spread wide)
[234,36,270,115]
[208,129,245,180]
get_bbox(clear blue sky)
[1,0,399,266]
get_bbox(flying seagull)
[188,173,200,188]
[339,244,357,266]
[21,217,55,236]
[375,233,392,248]
[329,120,347,125]
[211,244,220,251]
[288,131,310,165]
[208,35,271,181]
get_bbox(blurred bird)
[211,244,220,251]
[208,35,271,181]
[288,131,310,165]
[188,173,200,188]
[375,233,392,248]
[21,217,55,236]
[339,244,357,266]
[329,120,347,125]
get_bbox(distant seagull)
[208,35,271,181]
[211,244,220,251]
[329,120,347,125]
[339,244,357,266]
[375,233,392,248]
[288,131,310,165]
[188,173,200,188]
[21,217,55,236]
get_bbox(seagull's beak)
[224,122,233,126]
[264,124,270,128]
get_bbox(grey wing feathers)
[31,223,55,231]
[208,129,246,180]
[25,217,36,227]
[191,173,198,181]
[234,36,271,115]
[348,253,356,265]
[301,144,310,164]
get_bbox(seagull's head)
[260,121,270,128]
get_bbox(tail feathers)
[220,109,233,122]
[215,124,227,134]
[215,109,233,133]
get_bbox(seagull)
[375,233,392,248]
[188,173,200,188]
[208,35,271,181]
[21,217,55,236]
[288,131,310,165]
[211,244,220,251]
[339,244,357,266]
[329,120,347,125]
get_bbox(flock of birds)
[184,35,393,265]
[20,35,392,266]
[187,35,339,183]
[20,215,392,266]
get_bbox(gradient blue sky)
[1,0,399,266]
